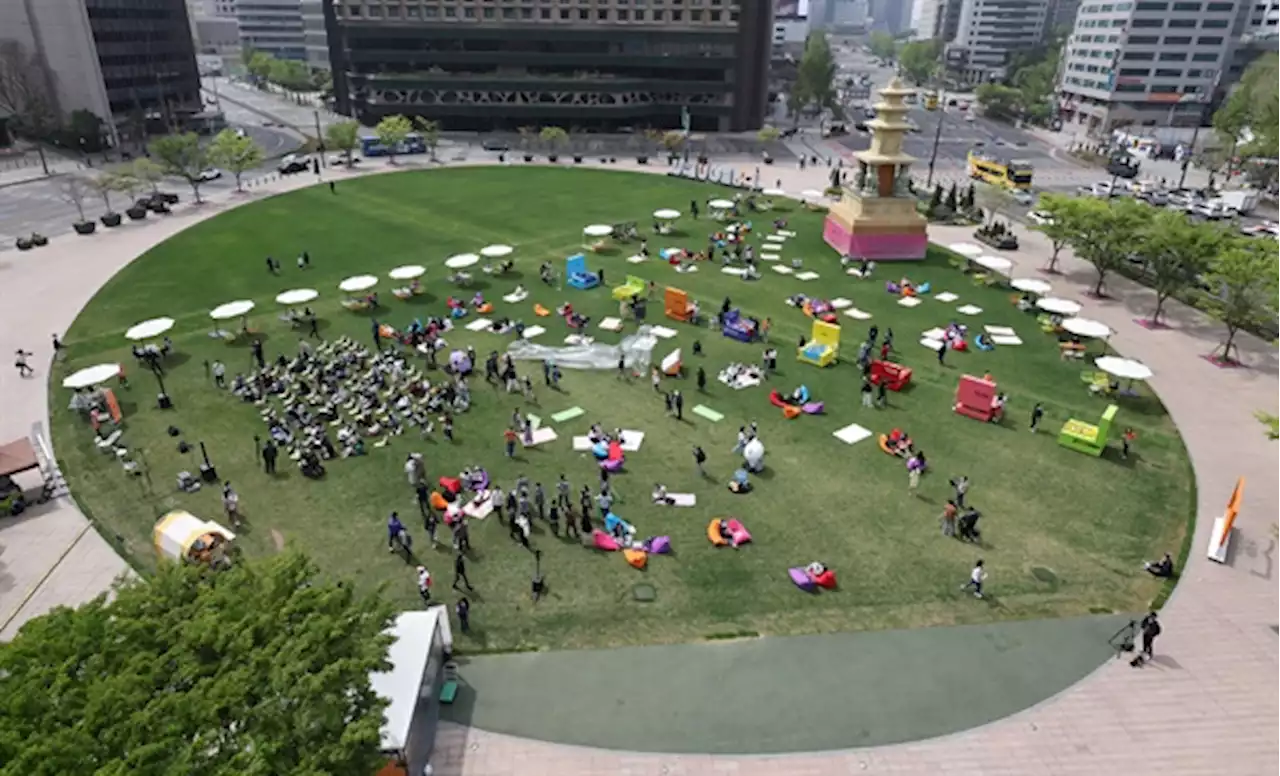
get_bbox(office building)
[774,0,810,45]
[302,1,332,70]
[237,0,307,60]
[870,0,910,34]
[324,0,775,133]
[910,0,964,43]
[947,0,1054,82]
[1056,0,1252,134]
[0,0,201,145]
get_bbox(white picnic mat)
[626,254,647,264]
[722,266,748,276]
[760,253,781,262]
[521,325,547,339]
[462,494,494,520]
[991,334,1024,346]
[984,325,1016,336]
[830,298,852,309]
[772,265,795,275]
[502,292,528,304]
[667,493,697,507]
[920,337,946,351]
[935,292,959,303]
[778,230,797,237]
[649,325,678,339]
[922,327,946,341]
[833,423,873,445]
[565,334,593,345]
[599,317,624,331]
[523,427,558,446]
[572,435,593,451]
[898,297,922,308]
[956,305,983,316]
[843,308,872,320]
[765,235,787,242]
[465,318,493,332]
[796,271,820,281]
[620,430,645,452]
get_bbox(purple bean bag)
[473,470,490,490]
[907,456,927,473]
[885,281,901,294]
[644,536,672,554]
[801,401,824,415]
[789,567,817,591]
[600,456,625,472]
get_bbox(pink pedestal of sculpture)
[824,217,928,261]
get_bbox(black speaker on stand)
[199,441,218,482]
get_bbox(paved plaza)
[0,156,1274,774]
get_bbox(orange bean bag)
[534,304,551,317]
[782,405,802,419]
[378,324,397,339]
[878,434,895,456]
[429,491,450,511]
[477,302,493,314]
[902,285,917,297]
[624,548,648,569]
[707,519,729,546]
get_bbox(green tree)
[944,183,958,212]
[325,119,361,166]
[86,169,124,216]
[1202,239,1279,363]
[0,553,394,776]
[538,126,568,159]
[414,117,442,160]
[268,58,311,91]
[244,49,275,85]
[1033,193,1078,273]
[1212,53,1279,168]
[868,31,898,62]
[793,34,838,119]
[148,132,211,203]
[757,126,781,143]
[974,84,1023,121]
[58,176,92,225]
[897,40,941,85]
[1063,197,1150,296]
[374,114,413,164]
[1139,211,1228,326]
[207,128,265,191]
[1256,412,1279,440]
[130,157,165,196]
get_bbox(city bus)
[968,151,1033,190]
[360,132,427,157]
[923,91,939,111]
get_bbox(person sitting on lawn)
[1144,552,1174,578]
[887,428,914,457]
[652,483,675,505]
[991,393,1008,423]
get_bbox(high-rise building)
[301,1,331,70]
[870,0,911,34]
[1056,0,1252,134]
[188,0,243,74]
[947,0,1054,82]
[324,0,775,133]
[910,0,965,43]
[0,0,202,145]
[237,0,307,61]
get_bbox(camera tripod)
[1108,620,1137,658]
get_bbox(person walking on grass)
[697,366,707,392]
[876,379,888,408]
[452,552,474,592]
[960,559,986,599]
[673,389,684,420]
[861,379,874,408]
[416,565,432,604]
[503,426,518,458]
[693,445,707,477]
[950,475,970,508]
[940,500,958,537]
[387,512,409,554]
[908,463,921,496]
[262,439,278,474]
[556,474,571,510]
[936,342,947,366]
[222,482,243,528]
[456,596,471,632]
[1121,427,1137,459]
[1029,402,1044,433]
[51,333,66,361]
[534,482,546,521]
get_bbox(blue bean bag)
[975,334,995,351]
[592,441,609,459]
[917,281,932,295]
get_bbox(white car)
[329,154,361,166]
[197,168,222,182]
[1027,210,1054,226]
[1012,189,1034,206]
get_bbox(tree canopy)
[868,31,898,62]
[1212,53,1279,163]
[1203,239,1279,363]
[0,552,396,776]
[1058,196,1151,296]
[897,40,942,85]
[148,132,211,202]
[793,33,838,118]
[208,129,266,191]
[1138,211,1229,325]
[374,115,413,162]
[325,120,361,165]
[974,84,1023,121]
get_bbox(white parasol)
[1036,297,1082,316]
[444,253,480,269]
[125,317,176,341]
[583,224,613,238]
[1095,356,1153,381]
[210,300,255,320]
[1061,317,1112,340]
[800,190,824,201]
[948,242,983,257]
[388,265,426,280]
[62,363,122,389]
[338,275,378,293]
[652,209,681,220]
[974,255,1013,273]
[276,288,319,306]
[762,188,786,197]
[708,198,735,209]
[480,244,513,259]
[1010,277,1052,295]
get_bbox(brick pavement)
[0,158,1274,774]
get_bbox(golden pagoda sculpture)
[823,77,928,261]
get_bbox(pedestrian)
[690,199,699,219]
[452,552,474,592]
[514,513,532,549]
[404,453,423,488]
[307,312,321,340]
[884,328,894,351]
[940,500,958,537]
[1121,427,1136,459]
[1138,611,1160,661]
[673,389,684,420]
[370,318,381,351]
[697,366,707,392]
[453,518,471,552]
[861,379,874,408]
[556,473,571,509]
[456,596,471,632]
[548,503,561,535]
[664,391,674,415]
[875,379,888,408]
[262,439,278,474]
[551,363,562,389]
[1029,402,1044,433]
[222,481,243,527]
[950,475,970,507]
[651,366,662,391]
[503,426,518,457]
[416,565,432,604]
[266,256,276,274]
[542,359,552,385]
[936,343,946,366]
[880,340,891,361]
[490,483,506,524]
[693,445,707,477]
[908,464,921,495]
[302,250,311,269]
[51,333,66,361]
[960,559,987,599]
[212,359,226,388]
[442,413,454,442]
[14,349,34,378]
[868,325,879,345]
[616,353,627,380]
[387,511,408,553]
[328,180,336,194]
[534,482,546,520]
[251,339,265,369]
[416,482,432,520]
[731,427,747,454]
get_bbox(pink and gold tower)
[823,78,928,261]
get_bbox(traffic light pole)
[925,89,946,189]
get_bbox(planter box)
[31,234,48,246]
[975,231,1018,250]
[101,212,123,227]
[573,155,583,164]
[73,221,97,235]
[697,155,709,164]
[636,156,649,165]
[126,206,148,221]
[16,239,33,251]
[523,154,534,162]
[548,154,559,163]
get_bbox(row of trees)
[1034,194,1278,361]
[242,49,331,94]
[1210,53,1279,187]
[973,38,1061,124]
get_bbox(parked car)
[1027,210,1054,226]
[329,154,361,166]
[1191,200,1235,220]
[1012,189,1034,206]
[278,155,309,174]
[197,168,222,182]
[1240,221,1279,239]
[481,139,510,152]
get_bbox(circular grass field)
[52,167,1192,652]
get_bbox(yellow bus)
[968,151,1034,190]
[924,91,939,111]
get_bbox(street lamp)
[925,85,946,189]
[150,362,173,409]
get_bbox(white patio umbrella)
[338,275,378,293]
[444,253,480,270]
[708,198,735,209]
[800,190,824,201]
[974,255,1013,274]
[1036,297,1082,316]
[479,244,513,259]
[210,300,254,320]
[1062,317,1112,340]
[1096,356,1153,382]
[388,265,426,280]
[583,224,613,238]
[62,363,121,389]
[948,242,983,257]
[653,208,681,220]
[762,188,786,197]
[276,288,319,306]
[125,317,175,341]
[1010,277,1052,295]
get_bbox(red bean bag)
[768,390,787,408]
[811,569,837,589]
[438,476,462,494]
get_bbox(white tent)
[152,510,236,563]
[370,610,453,761]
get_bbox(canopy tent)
[125,317,175,341]
[388,265,426,280]
[370,609,451,761]
[762,188,786,197]
[276,289,319,306]
[152,510,236,564]
[62,363,122,389]
[1036,297,1082,316]
[974,255,1013,274]
[210,300,255,320]
[707,198,735,209]
[948,242,983,258]
[0,438,39,478]
[479,244,513,259]
[582,224,613,238]
[339,275,378,293]
[1010,277,1052,295]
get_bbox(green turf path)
[443,613,1133,753]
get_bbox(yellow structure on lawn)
[153,510,237,566]
[798,320,840,367]
[612,275,645,301]
[1058,403,1118,457]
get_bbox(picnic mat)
[501,293,527,304]
[551,406,585,423]
[984,325,1016,336]
[832,423,873,445]
[521,325,547,339]
[898,297,923,308]
[522,427,558,446]
[692,405,724,422]
[619,430,645,452]
[778,230,797,237]
[571,435,592,451]
[830,298,852,309]
[922,327,947,341]
[991,334,1024,346]
[956,305,983,316]
[771,265,795,275]
[796,271,820,281]
[920,337,945,351]
[649,325,678,339]
[626,254,647,264]
[599,317,624,331]
[934,292,959,303]
[721,266,747,276]
[765,235,787,242]
[843,308,872,320]
[668,493,697,507]
[465,318,493,332]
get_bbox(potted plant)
[60,177,96,235]
[16,237,32,251]
[518,126,536,162]
[90,171,123,227]
[31,232,48,246]
[974,220,1019,250]
[118,172,148,220]
[539,126,567,163]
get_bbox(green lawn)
[53,167,1192,652]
